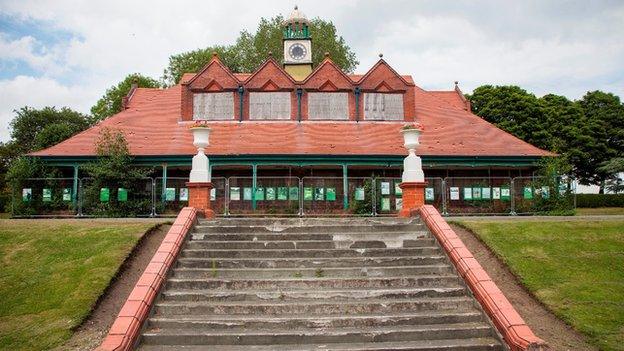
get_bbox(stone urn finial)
[189,121,211,183]
[400,123,425,183]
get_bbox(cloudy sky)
[0,0,623,141]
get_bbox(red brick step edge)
[96,207,198,351]
[418,205,549,351]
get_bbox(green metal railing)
[10,176,576,217]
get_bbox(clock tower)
[283,6,313,81]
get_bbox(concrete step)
[147,310,484,330]
[185,238,437,250]
[200,217,420,227]
[166,275,462,290]
[138,337,503,350]
[180,247,441,259]
[152,297,476,316]
[190,231,430,242]
[161,286,467,302]
[176,256,448,269]
[141,322,494,345]
[171,265,453,279]
[193,223,424,234]
[138,218,504,350]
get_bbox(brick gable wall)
[181,57,415,122]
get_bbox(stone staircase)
[137,217,505,350]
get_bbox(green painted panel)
[289,187,299,200]
[42,188,52,202]
[118,188,128,202]
[100,188,110,202]
[255,187,265,201]
[277,187,288,200]
[326,188,336,201]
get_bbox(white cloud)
[359,11,624,99]
[0,76,98,141]
[0,33,68,75]
[0,0,622,143]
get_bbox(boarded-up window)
[193,92,234,120]
[249,92,291,120]
[363,93,404,121]
[308,93,349,120]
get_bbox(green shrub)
[0,193,10,212]
[576,194,624,208]
[82,128,153,217]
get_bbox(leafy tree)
[598,158,624,193]
[0,106,89,211]
[538,94,593,179]
[4,156,63,214]
[82,128,153,216]
[90,73,161,122]
[162,46,240,86]
[467,86,624,191]
[529,157,575,215]
[577,91,624,189]
[8,106,91,154]
[467,85,551,150]
[163,16,358,85]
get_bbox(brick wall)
[182,57,416,122]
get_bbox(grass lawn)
[0,219,161,351]
[454,220,624,351]
[577,207,624,216]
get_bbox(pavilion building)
[31,7,552,215]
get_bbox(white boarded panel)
[249,92,291,120]
[363,93,404,121]
[193,92,234,120]
[308,92,349,120]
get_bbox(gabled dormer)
[356,57,415,121]
[301,56,355,120]
[181,54,241,121]
[244,57,296,91]
[187,54,240,91]
[302,56,354,91]
[357,58,412,92]
[243,57,297,120]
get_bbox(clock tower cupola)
[283,6,313,81]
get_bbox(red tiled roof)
[428,91,468,111]
[31,84,552,158]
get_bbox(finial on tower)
[379,53,384,58]
[454,81,459,86]
[286,5,308,24]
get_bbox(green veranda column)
[72,164,79,207]
[342,164,348,210]
[161,163,167,202]
[252,164,258,211]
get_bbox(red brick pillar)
[398,181,426,217]
[186,182,215,218]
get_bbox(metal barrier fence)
[154,177,227,216]
[11,176,576,217]
[228,177,301,216]
[444,177,513,215]
[511,176,576,215]
[11,178,78,217]
[80,177,155,217]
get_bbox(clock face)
[288,43,307,60]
